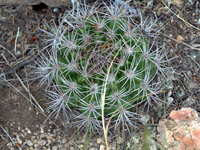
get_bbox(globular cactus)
[34,1,168,134]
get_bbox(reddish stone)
[169,110,184,120]
[192,129,200,138]
[157,107,200,149]
[182,136,199,149]
[173,128,184,141]
[169,108,198,121]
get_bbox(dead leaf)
[29,35,38,43]
[176,35,184,42]
[94,24,101,32]
[10,38,15,46]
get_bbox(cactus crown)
[36,1,167,133]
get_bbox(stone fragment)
[139,114,150,125]
[17,137,22,144]
[157,107,200,150]
[34,144,38,148]
[97,138,101,144]
[188,82,199,89]
[99,145,105,150]
[26,140,33,147]
[27,129,31,134]
[170,0,184,8]
[169,107,198,122]
[38,139,46,146]
[52,146,57,150]
[70,147,75,150]
[7,142,12,147]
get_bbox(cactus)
[34,1,168,134]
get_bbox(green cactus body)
[35,2,168,133]
[56,15,156,120]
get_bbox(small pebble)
[27,129,31,134]
[140,114,150,125]
[33,133,38,135]
[52,146,58,150]
[197,18,200,25]
[34,144,38,148]
[17,138,22,144]
[187,70,192,76]
[53,8,59,13]
[18,147,22,150]
[38,139,46,146]
[57,139,61,143]
[70,147,75,150]
[57,144,62,148]
[167,97,174,107]
[7,142,12,147]
[47,139,51,143]
[189,82,199,89]
[40,133,45,138]
[41,129,44,133]
[62,139,66,143]
[127,142,131,148]
[190,49,199,59]
[97,138,101,144]
[26,140,33,147]
[99,145,105,150]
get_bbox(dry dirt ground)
[0,1,200,150]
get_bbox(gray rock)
[26,140,33,147]
[34,144,38,148]
[40,133,45,138]
[57,144,62,148]
[62,139,66,143]
[189,81,199,89]
[52,146,58,150]
[38,139,46,146]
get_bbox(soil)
[0,1,200,150]
[0,0,72,7]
